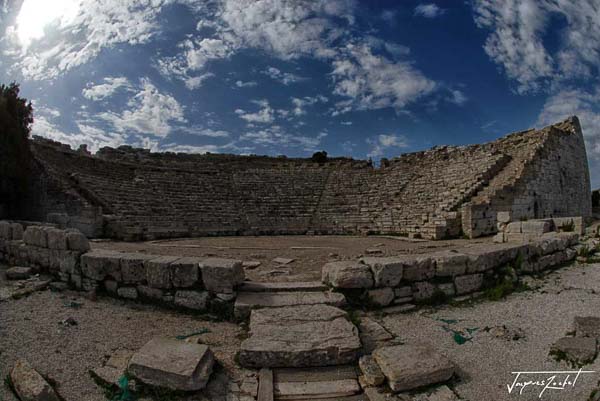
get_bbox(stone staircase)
[235,281,365,400]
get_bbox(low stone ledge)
[322,261,374,289]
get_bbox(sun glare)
[15,0,80,47]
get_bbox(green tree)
[0,83,33,218]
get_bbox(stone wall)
[28,117,591,240]
[0,222,245,313]
[322,231,579,307]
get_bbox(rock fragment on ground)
[359,355,385,386]
[128,337,214,391]
[6,266,33,280]
[574,316,600,338]
[372,343,455,392]
[9,359,60,401]
[273,257,294,265]
[550,337,597,366]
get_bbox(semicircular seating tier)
[28,117,591,240]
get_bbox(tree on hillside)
[0,83,33,218]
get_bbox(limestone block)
[9,359,60,401]
[137,285,164,300]
[505,222,522,234]
[58,251,80,275]
[359,257,403,287]
[171,257,201,288]
[239,305,361,367]
[322,261,374,289]
[432,251,468,277]
[120,253,155,284]
[359,355,385,386]
[117,287,138,299]
[412,281,436,302]
[402,255,434,281]
[367,287,395,307]
[66,230,90,252]
[551,337,597,366]
[174,290,209,310]
[23,226,47,248]
[454,274,483,295]
[372,344,454,392]
[0,221,11,239]
[45,228,68,250]
[128,337,214,391]
[81,250,122,281]
[497,211,511,224]
[200,258,244,294]
[104,280,118,294]
[6,266,33,280]
[437,283,455,297]
[10,223,23,240]
[394,286,412,298]
[145,256,180,289]
[520,220,553,235]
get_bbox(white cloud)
[82,76,133,101]
[537,87,600,159]
[240,125,326,151]
[291,95,328,116]
[235,80,257,88]
[448,89,468,105]
[472,0,600,94]
[262,67,305,85]
[331,44,436,112]
[340,121,353,126]
[235,99,275,124]
[5,0,176,80]
[98,78,185,138]
[366,134,409,158]
[185,127,231,138]
[414,4,445,18]
[184,72,215,90]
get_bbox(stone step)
[239,304,361,368]
[239,281,328,293]
[234,291,346,320]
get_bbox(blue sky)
[1,0,600,186]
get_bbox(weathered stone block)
[120,253,154,284]
[6,266,33,280]
[199,258,244,293]
[10,223,23,240]
[394,286,412,298]
[359,355,385,386]
[128,337,214,391]
[322,261,374,289]
[497,211,511,223]
[45,228,68,250]
[117,287,138,299]
[359,257,403,287]
[23,226,47,248]
[506,221,522,233]
[10,359,60,401]
[551,337,597,365]
[171,257,200,288]
[137,285,164,300]
[145,256,180,289]
[81,250,122,281]
[372,344,454,392]
[104,280,118,294]
[174,290,209,310]
[432,251,468,277]
[58,251,80,275]
[402,255,434,281]
[0,221,11,239]
[520,220,552,235]
[454,274,483,295]
[367,287,395,307]
[412,281,436,302]
[66,230,90,252]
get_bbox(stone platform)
[239,304,362,368]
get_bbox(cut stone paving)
[234,290,346,319]
[239,304,361,368]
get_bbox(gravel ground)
[375,261,600,401]
[0,278,243,401]
[92,235,491,282]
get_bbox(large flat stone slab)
[238,281,328,292]
[10,359,60,401]
[234,291,346,319]
[128,337,214,391]
[372,344,454,392]
[239,304,361,368]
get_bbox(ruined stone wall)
[28,117,591,240]
[462,117,591,238]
